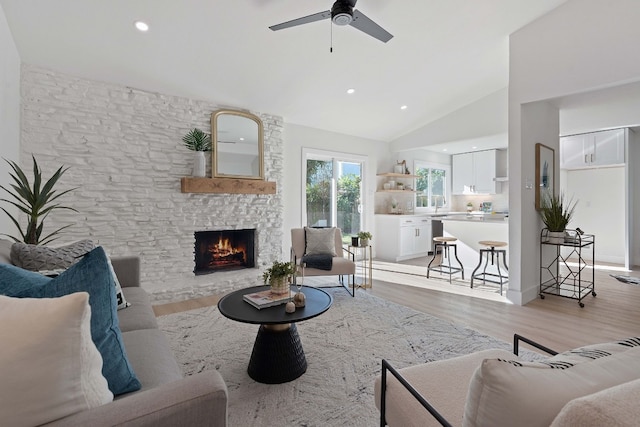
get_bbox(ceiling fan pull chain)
[330,18,333,53]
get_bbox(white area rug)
[158,287,541,427]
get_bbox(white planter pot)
[547,231,565,244]
[192,151,206,177]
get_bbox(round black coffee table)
[217,285,333,384]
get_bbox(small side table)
[348,244,372,289]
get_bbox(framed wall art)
[535,143,554,210]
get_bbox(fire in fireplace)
[194,229,256,275]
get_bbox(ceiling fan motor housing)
[331,0,353,26]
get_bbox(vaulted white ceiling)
[1,0,566,143]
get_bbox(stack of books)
[243,289,291,309]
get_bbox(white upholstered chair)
[290,227,356,296]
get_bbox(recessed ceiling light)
[442,149,448,152]
[472,146,477,149]
[239,137,245,141]
[346,88,355,94]
[400,105,408,110]
[134,21,149,32]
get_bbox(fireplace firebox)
[194,229,256,275]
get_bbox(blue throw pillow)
[0,247,141,395]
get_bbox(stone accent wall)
[19,64,284,303]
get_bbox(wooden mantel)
[180,177,276,194]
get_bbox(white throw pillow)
[304,227,337,256]
[463,342,640,427]
[0,293,113,426]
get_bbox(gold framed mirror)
[211,110,264,180]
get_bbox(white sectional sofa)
[375,334,640,427]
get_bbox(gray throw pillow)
[11,240,96,271]
[10,240,131,310]
[304,227,337,256]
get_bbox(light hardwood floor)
[153,260,640,354]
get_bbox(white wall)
[282,123,388,259]
[390,88,507,152]
[509,0,640,304]
[0,4,20,235]
[558,81,640,136]
[562,167,625,263]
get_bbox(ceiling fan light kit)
[331,1,353,26]
[269,0,393,43]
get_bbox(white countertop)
[375,212,508,222]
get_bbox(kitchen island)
[440,215,509,275]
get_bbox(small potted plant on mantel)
[263,260,296,295]
[182,128,211,177]
[357,231,372,247]
[539,192,577,244]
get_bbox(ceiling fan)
[269,0,393,43]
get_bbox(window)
[414,161,449,211]
[303,149,366,239]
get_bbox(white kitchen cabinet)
[375,215,432,261]
[452,149,500,195]
[560,129,625,169]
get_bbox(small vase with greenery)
[263,260,296,295]
[0,156,77,245]
[182,128,211,177]
[539,191,577,243]
[357,231,372,246]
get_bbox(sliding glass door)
[303,149,365,239]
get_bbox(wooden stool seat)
[434,236,458,243]
[478,240,507,248]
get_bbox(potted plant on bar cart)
[539,191,577,244]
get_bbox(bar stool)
[426,237,464,283]
[471,240,509,295]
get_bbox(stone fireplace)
[194,229,256,275]
[20,65,284,303]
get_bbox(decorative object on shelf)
[539,192,577,244]
[390,198,398,214]
[535,143,554,210]
[466,202,473,213]
[357,231,372,247]
[0,156,77,245]
[383,182,391,190]
[397,183,404,190]
[293,263,306,308]
[182,128,212,177]
[263,260,295,295]
[394,160,410,174]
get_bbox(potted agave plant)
[263,260,296,295]
[539,191,577,244]
[182,128,212,177]
[0,156,77,245]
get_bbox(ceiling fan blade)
[349,9,393,43]
[269,10,331,31]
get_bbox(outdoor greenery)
[305,160,361,235]
[182,128,212,151]
[416,166,446,208]
[263,260,296,284]
[539,191,577,232]
[0,156,77,245]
